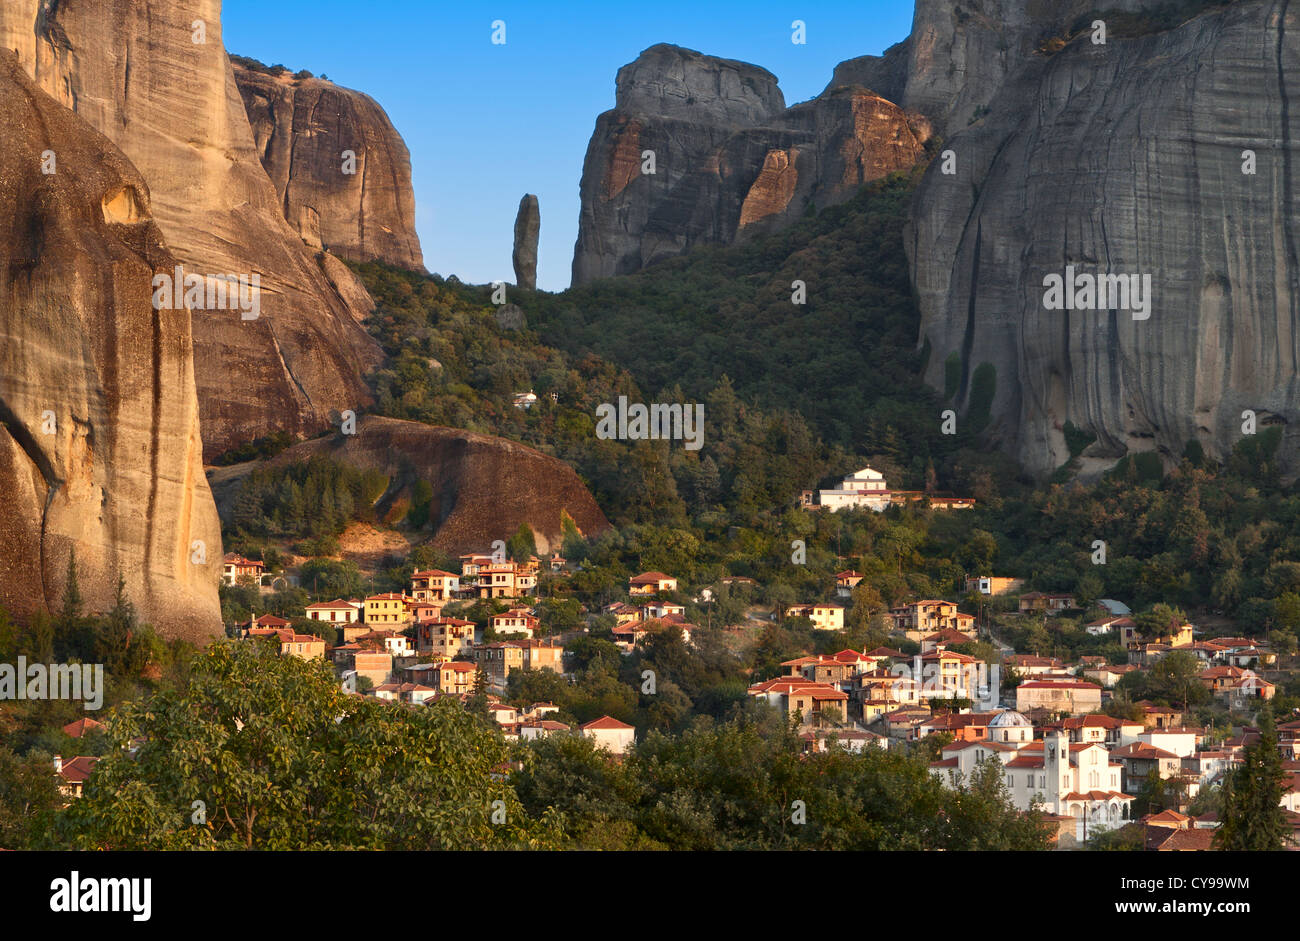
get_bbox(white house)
[580,715,636,756]
[1085,615,1134,636]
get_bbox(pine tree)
[54,553,91,660]
[465,666,492,722]
[96,575,137,676]
[60,553,82,624]
[1216,706,1291,850]
[507,523,537,563]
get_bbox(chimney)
[53,754,62,774]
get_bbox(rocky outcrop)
[233,63,425,272]
[907,0,1300,476]
[208,417,610,554]
[512,194,540,290]
[0,52,222,642]
[2,0,383,461]
[572,43,930,285]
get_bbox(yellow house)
[364,593,408,626]
[787,603,845,630]
[280,633,326,660]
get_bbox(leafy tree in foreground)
[55,640,559,850]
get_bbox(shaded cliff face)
[0,53,222,642]
[2,0,383,461]
[826,0,1155,134]
[233,63,425,272]
[208,417,610,554]
[572,43,931,285]
[907,0,1300,476]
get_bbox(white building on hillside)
[816,467,891,512]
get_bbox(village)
[37,463,1296,854]
[198,460,1299,852]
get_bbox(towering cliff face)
[826,0,1154,135]
[0,52,222,642]
[572,43,930,285]
[233,63,425,272]
[907,0,1300,476]
[208,417,610,555]
[2,0,383,461]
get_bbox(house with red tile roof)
[800,728,887,753]
[238,613,291,635]
[628,572,677,595]
[491,608,539,638]
[432,660,477,696]
[414,617,477,659]
[54,755,98,801]
[748,677,849,724]
[304,599,362,625]
[602,601,641,625]
[61,717,104,739]
[921,627,979,653]
[890,600,976,639]
[410,569,460,602]
[917,710,1003,742]
[221,553,264,586]
[1110,742,1184,793]
[836,571,864,598]
[580,715,636,755]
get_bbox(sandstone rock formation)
[572,43,931,285]
[0,52,222,642]
[208,417,609,554]
[233,62,425,272]
[512,194,540,290]
[1,0,383,461]
[905,0,1300,476]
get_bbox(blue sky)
[222,1,916,291]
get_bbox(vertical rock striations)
[233,62,425,272]
[906,0,1300,476]
[512,194,540,290]
[3,0,383,461]
[0,52,222,642]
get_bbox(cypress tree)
[1216,706,1291,850]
